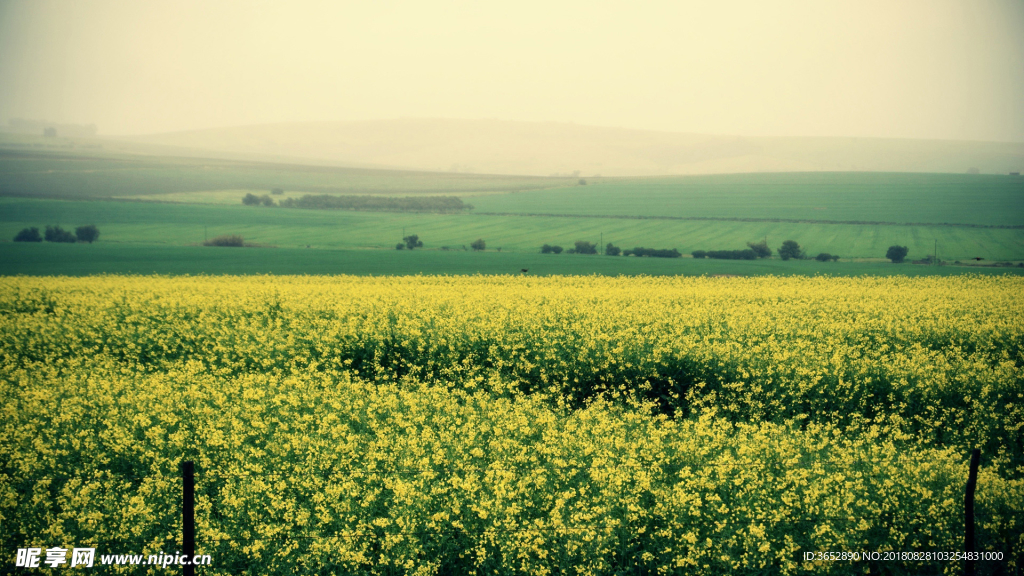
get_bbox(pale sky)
[1,0,1022,141]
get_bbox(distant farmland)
[469,171,1024,227]
[0,148,572,199]
[1,147,1021,274]
[5,243,1024,277]
[2,190,1022,262]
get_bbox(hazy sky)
[1,0,1022,140]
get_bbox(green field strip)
[3,197,1023,260]
[468,172,1024,226]
[2,243,1021,277]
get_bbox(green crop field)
[2,196,1022,263]
[469,172,1024,226]
[4,242,1022,276]
[2,147,1022,274]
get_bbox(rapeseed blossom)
[1,275,1021,574]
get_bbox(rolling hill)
[124,118,1024,177]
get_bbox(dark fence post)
[964,449,980,576]
[182,460,195,576]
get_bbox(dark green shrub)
[541,244,563,254]
[243,193,275,206]
[203,235,245,247]
[14,227,42,242]
[747,240,772,258]
[605,243,621,256]
[624,247,682,258]
[471,239,486,251]
[573,241,598,255]
[703,249,756,260]
[778,240,804,261]
[75,225,100,243]
[403,235,423,250]
[692,250,707,259]
[886,245,909,263]
[44,225,76,243]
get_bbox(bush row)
[692,249,757,260]
[622,247,681,258]
[244,193,471,213]
[541,242,680,257]
[13,225,99,243]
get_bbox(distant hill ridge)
[127,118,1024,177]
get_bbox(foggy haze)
[1,0,1022,142]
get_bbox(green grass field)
[2,147,1022,273]
[2,242,1021,276]
[469,172,1024,226]
[2,197,1022,261]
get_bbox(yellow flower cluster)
[1,274,1021,574]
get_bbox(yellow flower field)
[1,275,1021,574]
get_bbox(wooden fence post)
[183,460,195,576]
[964,449,980,576]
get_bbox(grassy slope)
[2,197,1022,261]
[469,172,1024,226]
[3,242,1020,276]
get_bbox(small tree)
[814,252,833,262]
[396,243,405,250]
[403,234,423,250]
[777,240,804,261]
[886,245,909,263]
[271,188,284,195]
[471,238,486,251]
[242,193,261,206]
[541,244,564,254]
[747,240,772,258]
[260,195,276,207]
[13,227,42,242]
[75,224,100,243]
[605,243,621,256]
[44,225,76,243]
[573,240,598,255]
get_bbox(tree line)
[434,238,917,263]
[14,225,99,243]
[541,241,681,257]
[392,236,929,264]
[690,240,826,261]
[244,192,471,213]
